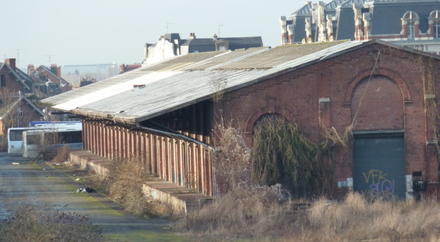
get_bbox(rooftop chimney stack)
[50,64,62,77]
[5,58,16,69]
[119,64,126,74]
[189,33,196,39]
[27,64,35,75]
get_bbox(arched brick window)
[252,113,285,135]
[351,76,404,131]
[429,10,440,38]
[401,11,419,40]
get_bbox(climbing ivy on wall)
[252,116,328,198]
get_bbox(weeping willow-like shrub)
[252,116,326,198]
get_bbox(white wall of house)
[144,38,178,65]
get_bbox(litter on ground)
[76,187,95,193]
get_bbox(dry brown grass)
[180,185,294,239]
[50,145,71,163]
[87,159,175,218]
[0,204,102,242]
[182,192,440,241]
[302,193,440,242]
[212,124,252,194]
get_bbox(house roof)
[0,95,45,119]
[42,40,436,125]
[37,65,70,87]
[0,63,32,90]
[326,0,347,10]
[292,3,312,16]
[180,36,263,52]
[369,1,440,35]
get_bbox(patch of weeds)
[0,204,102,242]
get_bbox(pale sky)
[0,0,304,68]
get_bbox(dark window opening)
[59,131,82,143]
[9,130,24,141]
[0,75,5,88]
[27,134,41,145]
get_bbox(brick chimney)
[119,64,126,74]
[27,64,35,75]
[189,33,196,39]
[4,58,16,69]
[50,64,62,77]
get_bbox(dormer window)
[401,11,419,40]
[429,10,440,39]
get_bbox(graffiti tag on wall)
[362,169,395,193]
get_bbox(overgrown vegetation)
[183,192,440,241]
[182,121,440,241]
[252,116,331,198]
[85,159,174,218]
[0,205,102,242]
[50,145,71,163]
[212,124,252,193]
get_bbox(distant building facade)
[62,64,119,88]
[27,64,72,98]
[281,0,440,53]
[0,59,46,149]
[143,33,263,64]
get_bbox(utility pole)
[165,22,174,33]
[46,54,53,65]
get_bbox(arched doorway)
[351,76,406,198]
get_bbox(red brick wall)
[0,68,25,96]
[213,43,440,196]
[351,76,404,131]
[0,99,43,151]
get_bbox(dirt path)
[0,153,187,242]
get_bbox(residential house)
[0,59,46,149]
[27,64,72,98]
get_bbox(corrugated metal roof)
[144,51,226,71]
[44,40,379,124]
[217,41,346,70]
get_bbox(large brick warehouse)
[43,40,440,199]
